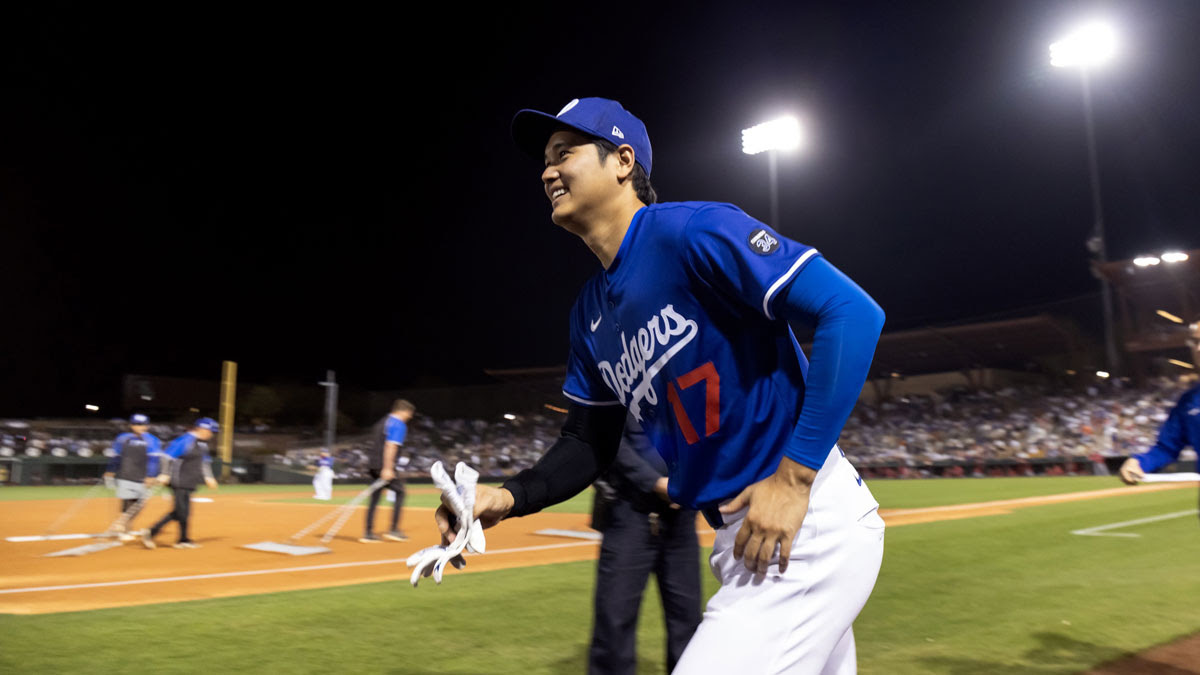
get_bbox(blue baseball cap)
[195,417,219,432]
[512,97,653,177]
[130,414,150,425]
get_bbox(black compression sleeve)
[501,403,626,518]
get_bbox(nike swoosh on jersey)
[590,315,602,332]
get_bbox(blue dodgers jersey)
[563,202,820,509]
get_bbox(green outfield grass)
[2,478,1197,674]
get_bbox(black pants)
[365,469,406,535]
[589,499,702,675]
[150,487,193,542]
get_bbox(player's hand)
[205,477,219,490]
[720,457,816,576]
[654,477,681,509]
[381,467,396,481]
[436,484,513,544]
[1118,457,1145,485]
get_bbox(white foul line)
[1070,509,1198,538]
[0,540,600,596]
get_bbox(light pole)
[318,370,338,454]
[1050,22,1121,374]
[741,115,803,227]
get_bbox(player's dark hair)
[592,138,657,205]
[392,399,415,414]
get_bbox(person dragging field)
[103,413,163,538]
[361,399,415,543]
[142,417,220,550]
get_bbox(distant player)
[103,413,162,535]
[141,417,220,550]
[361,399,415,543]
[439,97,886,673]
[1119,322,1200,485]
[313,449,334,500]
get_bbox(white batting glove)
[408,462,486,587]
[454,462,486,554]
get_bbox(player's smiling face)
[542,130,620,231]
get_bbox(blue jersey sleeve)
[681,203,820,320]
[385,418,407,445]
[1134,390,1196,473]
[776,257,885,469]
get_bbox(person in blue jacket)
[103,413,163,534]
[141,417,219,550]
[1120,323,1200,484]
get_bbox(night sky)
[3,1,1199,417]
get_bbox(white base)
[533,528,602,541]
[242,541,332,556]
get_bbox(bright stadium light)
[741,115,806,229]
[1161,251,1189,263]
[84,404,99,412]
[1156,310,1184,324]
[503,413,517,421]
[1096,370,1110,379]
[741,116,803,155]
[1133,256,1160,267]
[1168,359,1195,369]
[1050,22,1117,68]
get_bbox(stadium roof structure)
[488,314,1092,389]
[1094,248,1200,354]
[861,314,1089,378]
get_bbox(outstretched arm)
[437,403,626,541]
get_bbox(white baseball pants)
[673,447,885,674]
[312,467,333,501]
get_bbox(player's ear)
[614,144,636,181]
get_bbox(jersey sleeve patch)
[682,204,819,319]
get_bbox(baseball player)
[313,449,334,500]
[438,97,886,673]
[361,399,415,543]
[103,413,163,534]
[141,417,220,550]
[1119,322,1200,485]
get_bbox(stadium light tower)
[742,115,804,228]
[1051,20,1121,374]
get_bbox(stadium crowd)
[7,375,1195,480]
[275,375,1198,480]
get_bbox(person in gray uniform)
[103,413,163,536]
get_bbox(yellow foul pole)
[219,360,237,481]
